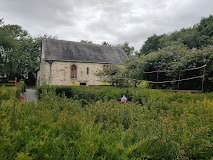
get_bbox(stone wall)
[37,61,107,86]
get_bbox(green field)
[0,86,213,159]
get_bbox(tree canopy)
[138,15,213,56]
[0,20,42,84]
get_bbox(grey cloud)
[0,0,213,50]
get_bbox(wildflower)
[100,82,110,85]
[209,45,212,48]
[121,96,127,102]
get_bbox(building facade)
[37,39,128,86]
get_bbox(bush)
[36,85,213,106]
[0,83,15,86]
[138,81,150,89]
[125,44,213,91]
[0,91,212,159]
[0,82,26,103]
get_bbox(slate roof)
[43,38,128,64]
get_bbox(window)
[87,67,89,74]
[71,65,77,78]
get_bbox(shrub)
[0,82,26,103]
[0,92,212,159]
[36,85,213,106]
[138,81,149,89]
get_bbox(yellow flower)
[70,82,79,86]
[100,82,110,85]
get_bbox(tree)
[117,42,134,58]
[197,15,213,46]
[101,41,112,46]
[0,23,20,82]
[138,15,213,56]
[139,34,165,55]
[80,40,93,44]
[96,64,128,87]
[0,21,43,84]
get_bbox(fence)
[143,64,206,92]
[113,64,207,92]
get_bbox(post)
[156,71,159,89]
[50,63,52,84]
[20,93,23,103]
[47,60,54,85]
[202,65,206,92]
[178,71,181,90]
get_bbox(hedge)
[36,85,213,106]
[0,82,26,103]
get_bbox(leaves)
[1,86,213,159]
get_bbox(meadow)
[0,86,213,159]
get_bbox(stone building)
[36,38,128,86]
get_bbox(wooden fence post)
[202,65,206,92]
[157,71,159,89]
[178,71,181,90]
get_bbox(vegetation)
[125,44,213,91]
[1,86,213,159]
[0,19,56,85]
[0,20,40,84]
[0,81,25,103]
[1,14,213,89]
[139,15,213,55]
[36,86,213,106]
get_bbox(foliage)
[197,15,213,46]
[80,40,94,44]
[138,15,213,56]
[96,64,130,87]
[0,83,25,103]
[1,88,213,159]
[36,85,213,106]
[0,19,56,85]
[117,42,135,58]
[0,22,40,84]
[101,41,113,46]
[138,81,150,89]
[140,34,165,55]
[125,44,213,91]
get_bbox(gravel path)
[24,89,37,101]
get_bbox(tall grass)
[1,89,213,159]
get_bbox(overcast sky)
[0,0,213,50]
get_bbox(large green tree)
[139,15,213,55]
[0,20,42,84]
[139,34,165,55]
[197,15,213,46]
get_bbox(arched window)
[71,65,77,78]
